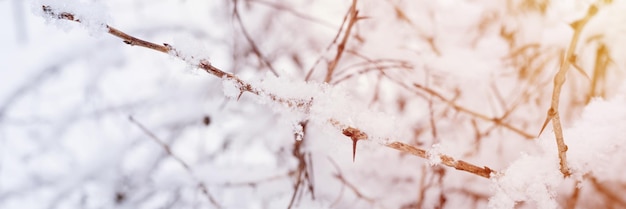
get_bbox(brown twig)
[415,166,428,208]
[42,5,496,179]
[331,50,413,85]
[247,0,336,29]
[287,122,315,209]
[412,83,534,139]
[217,172,290,187]
[590,177,626,207]
[426,71,439,142]
[388,1,441,56]
[540,5,598,177]
[232,0,279,76]
[386,141,494,178]
[373,69,532,139]
[304,4,352,81]
[324,0,359,83]
[128,116,222,208]
[587,44,611,104]
[566,182,581,209]
[328,158,376,205]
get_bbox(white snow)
[168,34,211,66]
[34,0,110,36]
[221,76,242,99]
[489,85,626,208]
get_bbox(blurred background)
[1,0,625,208]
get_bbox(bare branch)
[328,158,376,205]
[324,0,359,83]
[232,0,279,76]
[247,0,336,29]
[413,83,534,139]
[128,116,222,208]
[305,1,353,81]
[541,4,598,177]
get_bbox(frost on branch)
[167,35,211,67]
[427,143,443,165]
[222,76,244,99]
[36,0,110,35]
[256,75,403,144]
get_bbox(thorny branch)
[42,5,496,179]
[539,5,598,177]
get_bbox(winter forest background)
[2,0,626,208]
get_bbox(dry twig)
[247,0,336,29]
[304,2,353,81]
[128,116,222,208]
[413,83,534,139]
[232,0,279,76]
[590,177,626,207]
[328,158,377,205]
[324,0,359,83]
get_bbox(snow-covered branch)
[41,4,496,179]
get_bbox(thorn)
[236,91,244,101]
[569,20,581,30]
[342,127,367,162]
[539,108,555,136]
[538,116,550,137]
[352,138,357,162]
[569,55,591,81]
